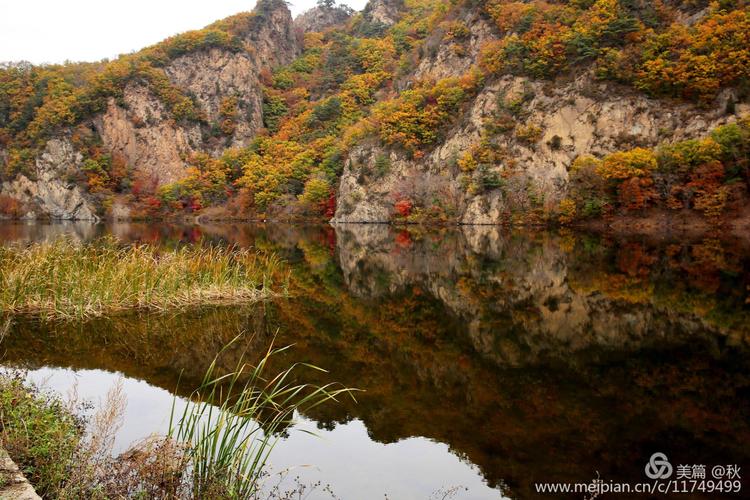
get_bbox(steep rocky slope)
[1,0,299,219]
[335,73,745,224]
[333,1,749,224]
[1,139,97,219]
[1,0,749,223]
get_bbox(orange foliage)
[634,8,750,100]
[0,195,22,217]
[596,148,657,180]
[394,199,413,218]
[687,161,729,218]
[618,177,657,211]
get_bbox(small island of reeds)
[0,238,283,320]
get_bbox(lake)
[1,221,749,499]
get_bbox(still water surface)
[1,221,749,499]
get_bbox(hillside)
[1,0,749,227]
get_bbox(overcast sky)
[0,0,368,65]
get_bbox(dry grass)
[0,237,284,320]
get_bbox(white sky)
[0,0,368,65]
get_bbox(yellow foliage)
[515,123,543,144]
[634,7,750,100]
[558,198,577,225]
[356,38,396,73]
[458,151,478,172]
[479,40,506,75]
[597,147,657,179]
[570,155,602,173]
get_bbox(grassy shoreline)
[0,373,83,497]
[0,338,350,499]
[0,237,283,320]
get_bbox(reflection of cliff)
[335,224,750,366]
[2,223,750,499]
[0,221,102,243]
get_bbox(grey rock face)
[96,84,202,186]
[0,447,41,500]
[363,0,404,26]
[335,71,746,224]
[164,49,262,150]
[295,5,352,33]
[1,139,98,220]
[97,0,301,185]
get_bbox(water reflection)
[1,221,749,499]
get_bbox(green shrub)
[262,92,288,133]
[0,374,82,497]
[656,138,722,174]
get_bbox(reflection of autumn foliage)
[233,226,750,496]
[616,243,656,277]
[569,234,750,333]
[395,230,413,248]
[1,224,749,499]
[676,239,738,295]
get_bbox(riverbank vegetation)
[0,340,350,498]
[0,238,283,320]
[1,225,748,498]
[0,373,83,496]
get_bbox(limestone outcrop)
[1,0,301,219]
[294,3,352,33]
[334,70,746,224]
[1,139,98,220]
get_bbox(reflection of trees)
[2,223,750,499]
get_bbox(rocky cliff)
[362,0,403,26]
[94,0,301,195]
[0,0,300,219]
[335,74,746,224]
[1,139,97,220]
[294,3,353,33]
[332,1,749,225]
[1,0,748,223]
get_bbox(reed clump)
[0,237,283,320]
[168,338,354,498]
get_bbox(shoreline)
[2,210,750,232]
